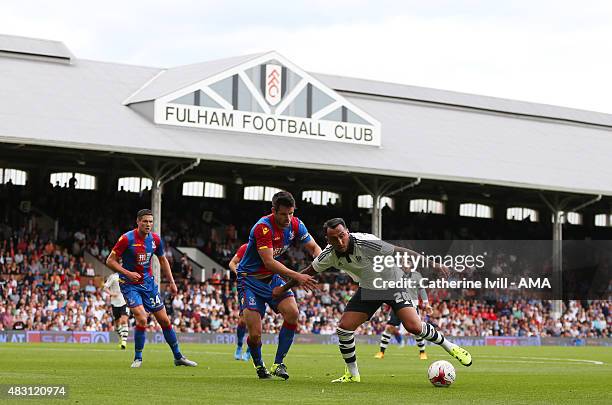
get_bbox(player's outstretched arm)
[258,248,317,290]
[273,244,333,299]
[303,239,322,259]
[272,264,317,299]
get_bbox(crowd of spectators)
[1,232,609,338]
[1,187,610,339]
[1,264,609,338]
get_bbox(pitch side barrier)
[1,331,610,347]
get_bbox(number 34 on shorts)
[150,294,161,307]
[143,291,163,312]
[121,284,164,313]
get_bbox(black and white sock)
[416,322,452,352]
[337,327,359,376]
[117,325,128,341]
[379,331,392,353]
[415,336,425,352]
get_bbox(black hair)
[137,209,153,219]
[272,191,295,210]
[323,217,347,232]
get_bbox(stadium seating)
[0,187,609,337]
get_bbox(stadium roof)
[314,73,612,128]
[0,33,73,63]
[123,52,266,105]
[0,34,611,196]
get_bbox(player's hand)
[293,273,318,291]
[125,271,142,283]
[422,304,433,315]
[272,286,286,300]
[169,282,178,295]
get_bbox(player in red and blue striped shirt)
[106,209,197,368]
[237,191,321,379]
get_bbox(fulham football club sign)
[148,52,381,147]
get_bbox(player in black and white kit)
[375,270,431,360]
[273,218,472,383]
[103,272,129,349]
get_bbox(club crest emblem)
[265,64,282,106]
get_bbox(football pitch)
[0,343,610,404]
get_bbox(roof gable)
[123,52,266,104]
[129,51,381,146]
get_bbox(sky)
[2,0,612,113]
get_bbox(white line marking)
[477,355,604,365]
[5,347,606,365]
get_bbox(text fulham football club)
[158,104,379,146]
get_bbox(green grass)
[0,342,610,404]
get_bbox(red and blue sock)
[247,337,263,367]
[274,321,297,364]
[162,326,183,360]
[236,323,246,348]
[134,325,146,360]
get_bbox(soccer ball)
[428,360,456,387]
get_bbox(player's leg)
[111,306,118,341]
[112,304,129,350]
[391,324,403,346]
[376,324,396,358]
[376,325,391,358]
[271,295,299,380]
[240,312,251,361]
[376,308,402,358]
[412,306,426,359]
[151,305,197,366]
[129,304,148,367]
[333,288,381,382]
[120,284,146,366]
[118,312,129,349]
[416,334,427,359]
[332,310,370,382]
[112,316,121,348]
[235,314,247,360]
[239,279,271,378]
[243,308,270,379]
[396,306,471,366]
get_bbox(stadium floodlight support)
[353,176,421,238]
[131,157,201,286]
[539,193,602,319]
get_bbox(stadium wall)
[1,331,610,347]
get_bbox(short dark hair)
[137,209,153,219]
[272,191,295,210]
[323,217,347,231]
